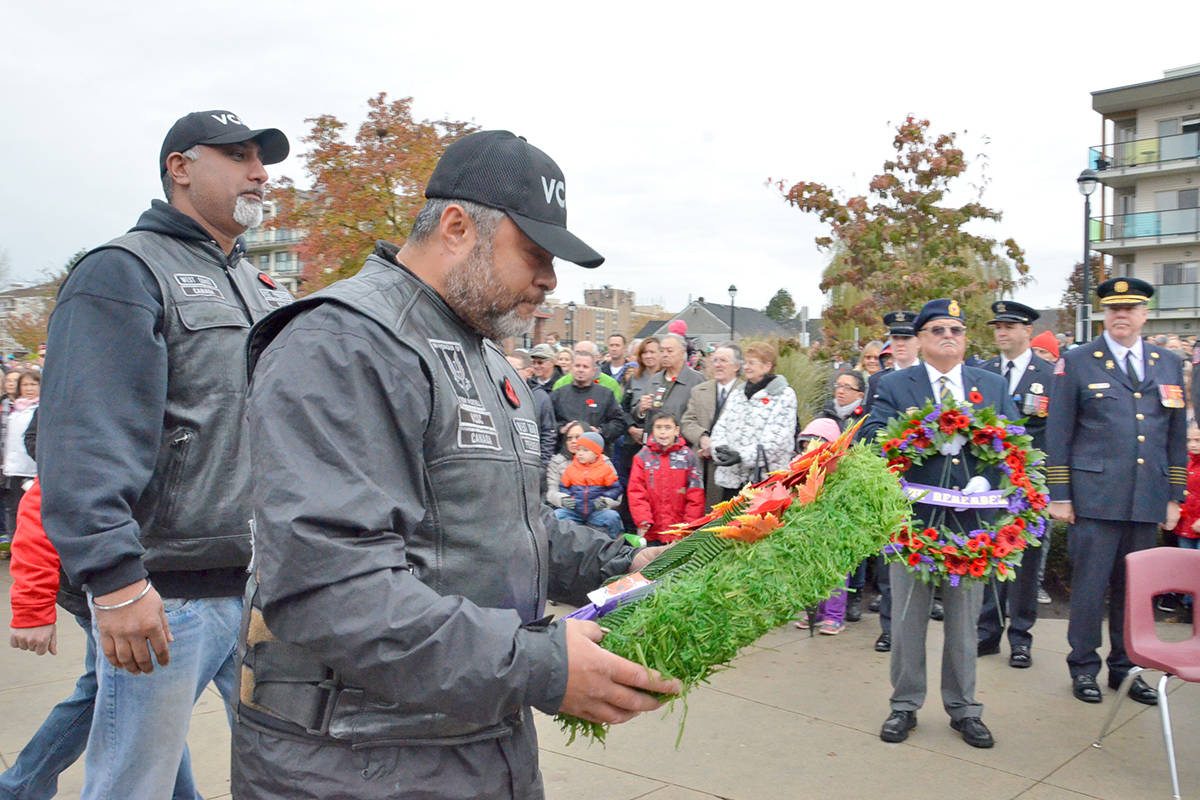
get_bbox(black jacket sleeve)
[39,249,167,595]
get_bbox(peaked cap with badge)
[884,310,919,337]
[1096,277,1154,306]
[988,300,1039,325]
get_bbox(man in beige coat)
[681,343,744,509]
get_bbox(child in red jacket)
[628,412,705,543]
[1171,426,1200,616]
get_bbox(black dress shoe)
[950,716,994,748]
[1009,645,1032,668]
[1110,674,1158,706]
[1073,674,1102,703]
[977,640,1001,657]
[929,601,944,621]
[875,632,891,652]
[845,594,863,623]
[868,595,881,613]
[880,710,917,743]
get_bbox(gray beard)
[233,195,263,228]
[443,239,537,341]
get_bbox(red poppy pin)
[501,377,520,408]
[853,406,864,416]
[968,389,983,404]
[586,398,597,408]
[257,272,277,289]
[761,398,770,405]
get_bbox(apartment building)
[1089,64,1200,334]
[243,201,305,293]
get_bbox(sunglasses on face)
[926,325,966,337]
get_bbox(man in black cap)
[864,310,922,651]
[1047,277,1185,706]
[232,130,678,799]
[977,300,1054,668]
[37,110,289,797]
[859,299,1016,750]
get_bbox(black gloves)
[712,445,742,466]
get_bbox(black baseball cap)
[987,300,1039,325]
[159,110,289,176]
[425,130,604,268]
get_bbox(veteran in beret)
[859,299,1018,749]
[1046,277,1186,706]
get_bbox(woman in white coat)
[710,341,797,500]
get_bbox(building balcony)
[244,228,305,248]
[1089,132,1200,189]
[1148,282,1200,312]
[1089,209,1200,254]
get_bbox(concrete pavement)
[2,562,1195,798]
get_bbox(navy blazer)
[1046,337,1186,523]
[859,364,1018,527]
[980,352,1054,451]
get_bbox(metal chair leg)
[1093,666,1142,748]
[1156,673,1180,800]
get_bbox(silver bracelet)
[92,580,153,611]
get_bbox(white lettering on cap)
[209,113,244,126]
[540,176,566,208]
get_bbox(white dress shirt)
[1103,331,1144,381]
[1000,348,1033,395]
[924,362,966,403]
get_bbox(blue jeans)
[555,507,624,538]
[0,616,196,800]
[80,596,241,800]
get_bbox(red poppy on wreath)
[968,390,983,404]
[996,562,1009,578]
[908,552,923,566]
[887,456,912,473]
[969,558,987,577]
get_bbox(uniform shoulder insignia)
[1054,358,1065,375]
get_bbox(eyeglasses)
[926,325,966,337]
[834,383,861,391]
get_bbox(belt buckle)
[306,678,340,737]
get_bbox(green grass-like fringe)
[556,443,910,745]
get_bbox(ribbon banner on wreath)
[876,397,1049,587]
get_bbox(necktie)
[938,376,953,404]
[1004,360,1014,389]
[1124,351,1137,383]
[718,386,728,407]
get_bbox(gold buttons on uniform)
[952,458,960,465]
[1137,458,1145,465]
[1134,392,1142,399]
[1095,393,1103,397]
[1138,435,1145,442]
[1136,413,1145,420]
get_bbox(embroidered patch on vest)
[456,405,501,450]
[429,339,482,407]
[257,287,292,309]
[173,274,225,299]
[512,418,540,456]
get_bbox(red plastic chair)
[1093,547,1200,800]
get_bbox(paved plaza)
[2,563,1195,799]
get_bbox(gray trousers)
[889,562,983,721]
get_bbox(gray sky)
[3,1,1198,319]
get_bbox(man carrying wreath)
[858,298,1018,749]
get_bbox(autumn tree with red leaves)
[267,93,477,292]
[773,116,1030,358]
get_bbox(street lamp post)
[567,301,576,347]
[1077,169,1099,344]
[728,285,738,340]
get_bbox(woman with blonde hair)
[857,340,884,379]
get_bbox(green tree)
[268,93,477,293]
[772,116,1029,359]
[1,250,79,356]
[763,288,797,322]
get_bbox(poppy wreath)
[876,397,1049,587]
[556,421,911,745]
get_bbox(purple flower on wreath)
[1007,493,1030,513]
[952,534,967,547]
[883,543,903,555]
[920,554,935,565]
[949,574,961,588]
[992,439,1006,453]
[968,528,987,539]
[1030,515,1047,538]
[1007,424,1026,435]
